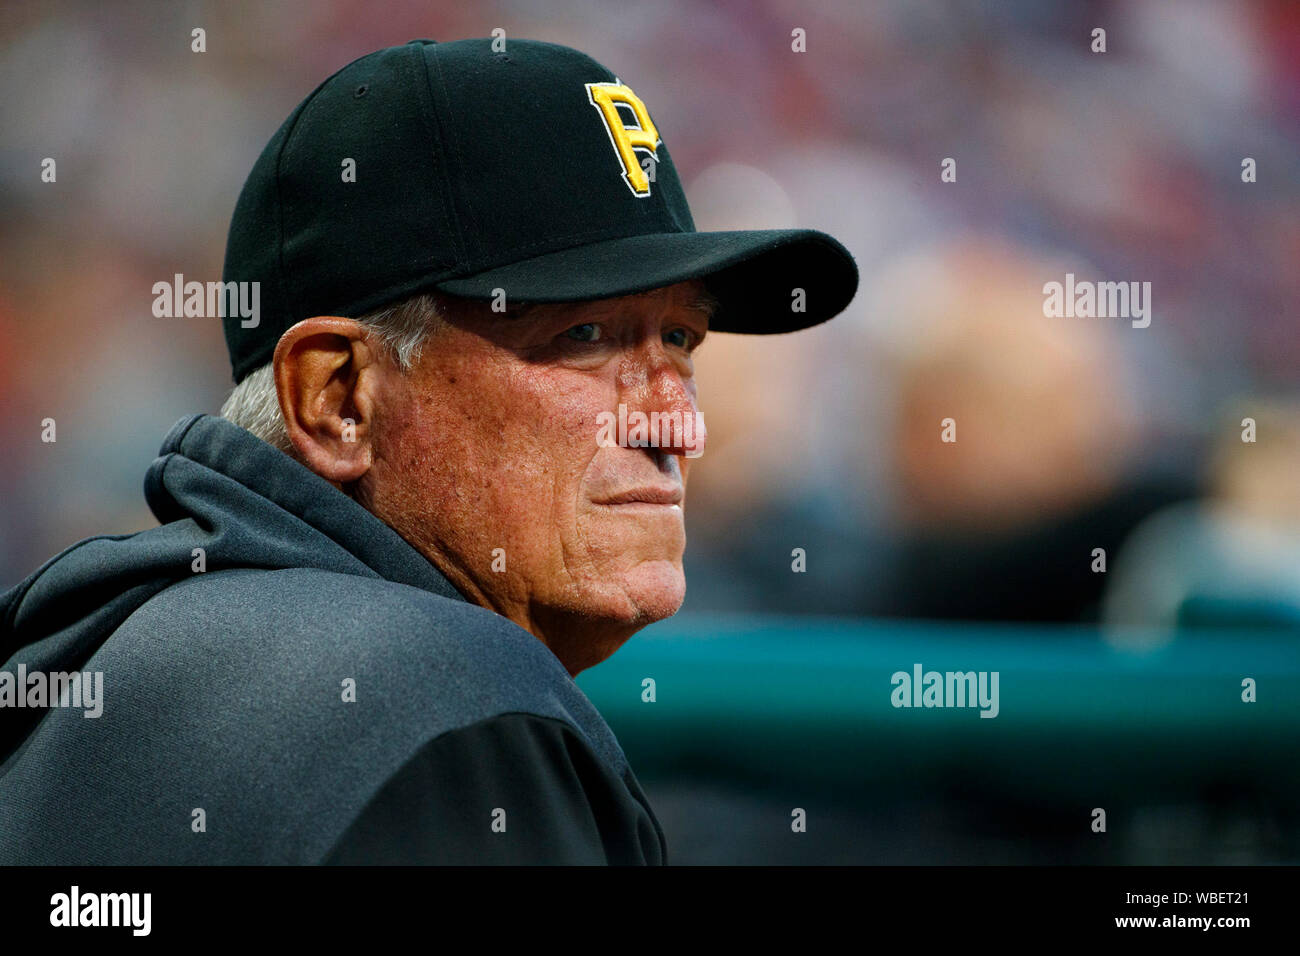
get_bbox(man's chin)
[540,561,685,675]
[566,559,684,630]
[615,559,686,623]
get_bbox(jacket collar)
[146,414,467,605]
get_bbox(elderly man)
[0,38,856,864]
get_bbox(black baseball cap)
[222,38,858,383]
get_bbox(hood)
[0,413,464,759]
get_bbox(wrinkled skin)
[274,279,710,676]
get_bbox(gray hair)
[219,292,446,455]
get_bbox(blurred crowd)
[2,0,1297,633]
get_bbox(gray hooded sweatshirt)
[0,414,666,864]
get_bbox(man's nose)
[616,348,707,459]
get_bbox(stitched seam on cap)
[420,43,478,265]
[400,45,456,270]
[416,44,470,269]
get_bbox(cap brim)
[434,229,858,334]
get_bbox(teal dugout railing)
[577,614,1300,806]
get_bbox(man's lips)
[593,486,684,506]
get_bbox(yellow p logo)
[586,81,660,197]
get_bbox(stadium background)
[1,0,1297,863]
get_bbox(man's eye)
[664,328,693,350]
[563,323,602,343]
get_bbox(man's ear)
[273,317,380,485]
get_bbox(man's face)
[357,279,710,675]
